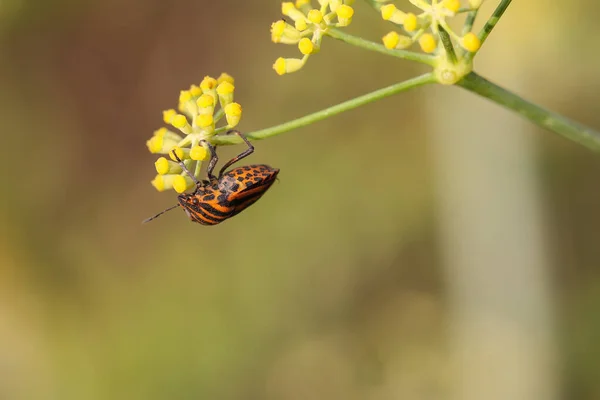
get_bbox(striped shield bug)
[143,130,279,225]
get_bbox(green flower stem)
[465,0,512,62]
[327,28,436,66]
[462,9,479,35]
[211,73,436,145]
[361,0,383,12]
[458,72,600,152]
[437,25,457,64]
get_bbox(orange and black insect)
[143,131,279,225]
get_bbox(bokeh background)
[2,0,600,399]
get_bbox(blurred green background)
[2,0,600,399]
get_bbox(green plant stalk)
[211,73,436,145]
[462,9,479,35]
[437,25,457,64]
[458,72,600,151]
[327,28,436,66]
[361,0,383,12]
[465,0,512,62]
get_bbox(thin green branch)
[211,73,436,145]
[465,0,512,62]
[362,0,383,12]
[462,9,479,35]
[437,25,457,64]
[457,72,600,152]
[327,28,436,66]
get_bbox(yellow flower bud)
[216,81,235,108]
[196,94,215,111]
[200,76,217,91]
[224,102,242,127]
[298,38,315,55]
[295,19,308,32]
[190,145,210,161]
[169,146,190,161]
[155,157,183,175]
[403,13,418,32]
[151,174,178,192]
[173,175,194,194]
[443,0,460,13]
[162,109,177,124]
[382,31,400,49]
[273,57,305,75]
[189,85,202,97]
[282,2,307,22]
[307,9,323,24]
[171,114,192,134]
[336,5,354,26]
[462,32,481,52]
[217,73,234,85]
[419,33,437,53]
[194,114,214,129]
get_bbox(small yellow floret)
[298,38,314,55]
[307,9,323,24]
[217,73,234,85]
[403,13,417,32]
[200,76,217,91]
[273,58,287,75]
[173,175,193,194]
[443,0,460,13]
[190,145,209,161]
[179,90,192,104]
[195,114,214,128]
[225,102,242,127]
[189,85,202,97]
[271,20,286,42]
[216,81,235,96]
[163,109,177,124]
[295,0,310,7]
[419,33,437,53]
[462,32,481,52]
[272,57,304,75]
[381,4,397,20]
[197,94,214,108]
[155,157,170,175]
[225,102,242,116]
[151,175,167,192]
[169,147,186,161]
[171,114,189,129]
[336,5,354,19]
[382,31,400,49]
[281,2,295,15]
[146,136,163,153]
[468,0,482,8]
[295,19,308,31]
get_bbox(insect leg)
[199,140,218,180]
[170,149,200,186]
[218,130,255,177]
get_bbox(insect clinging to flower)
[144,131,279,225]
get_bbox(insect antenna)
[142,204,180,224]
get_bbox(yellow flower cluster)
[146,73,242,193]
[380,0,481,54]
[271,0,356,75]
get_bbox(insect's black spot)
[245,173,253,179]
[243,166,251,171]
[230,183,240,192]
[236,176,244,182]
[217,193,229,204]
[203,193,215,201]
[259,166,266,172]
